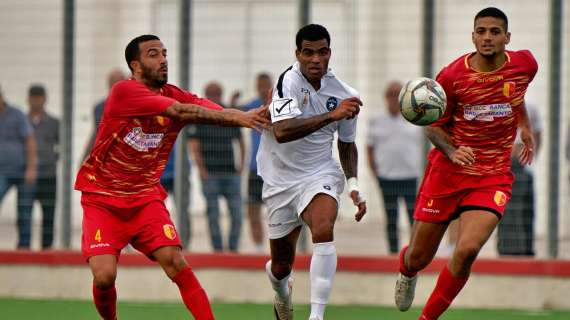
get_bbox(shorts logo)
[427,199,434,207]
[163,224,177,240]
[323,185,331,191]
[326,97,338,111]
[494,191,507,206]
[94,229,102,243]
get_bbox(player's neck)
[134,75,162,93]
[470,52,507,72]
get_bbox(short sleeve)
[366,117,376,146]
[338,117,357,143]
[18,111,33,139]
[518,50,538,81]
[106,80,177,118]
[269,73,302,123]
[430,66,456,127]
[169,86,223,111]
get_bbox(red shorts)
[413,161,514,224]
[81,193,181,261]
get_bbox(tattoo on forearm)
[425,127,456,157]
[177,104,239,126]
[274,113,334,143]
[338,140,358,178]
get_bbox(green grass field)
[2,298,569,319]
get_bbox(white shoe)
[395,273,417,311]
[309,318,321,320]
[273,277,294,320]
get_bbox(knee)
[453,243,481,266]
[310,220,335,243]
[164,252,188,274]
[271,259,293,280]
[406,248,433,272]
[93,267,117,290]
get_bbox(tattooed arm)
[273,97,362,143]
[163,102,269,129]
[425,126,475,166]
[338,140,358,179]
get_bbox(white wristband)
[347,177,359,193]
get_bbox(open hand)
[518,128,535,165]
[350,190,367,222]
[448,146,475,166]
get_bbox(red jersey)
[429,50,538,175]
[75,79,222,201]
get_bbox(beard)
[141,63,167,88]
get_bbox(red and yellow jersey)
[429,50,538,176]
[75,79,221,202]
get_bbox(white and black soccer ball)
[399,77,447,126]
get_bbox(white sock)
[309,242,337,320]
[266,260,290,299]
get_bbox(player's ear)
[130,60,139,73]
[505,31,511,45]
[471,31,476,45]
[295,49,301,60]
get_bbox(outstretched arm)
[425,126,475,166]
[163,102,269,130]
[338,140,367,222]
[273,97,362,143]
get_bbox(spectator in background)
[498,102,542,256]
[0,85,37,249]
[241,73,272,252]
[160,142,192,248]
[28,84,60,250]
[188,81,245,252]
[367,81,422,254]
[82,68,126,161]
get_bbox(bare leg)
[89,254,118,320]
[153,246,214,320]
[420,210,499,319]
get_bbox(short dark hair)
[257,72,272,81]
[295,24,330,51]
[474,7,508,31]
[28,84,46,96]
[125,34,160,71]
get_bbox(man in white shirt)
[366,81,422,254]
[257,24,367,320]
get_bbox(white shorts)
[262,174,345,239]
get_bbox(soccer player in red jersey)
[75,34,269,320]
[394,8,538,319]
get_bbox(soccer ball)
[399,77,446,126]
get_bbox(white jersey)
[257,62,359,196]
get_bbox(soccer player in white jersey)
[257,24,367,320]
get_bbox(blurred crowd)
[1,70,569,256]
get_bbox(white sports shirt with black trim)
[257,62,359,195]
